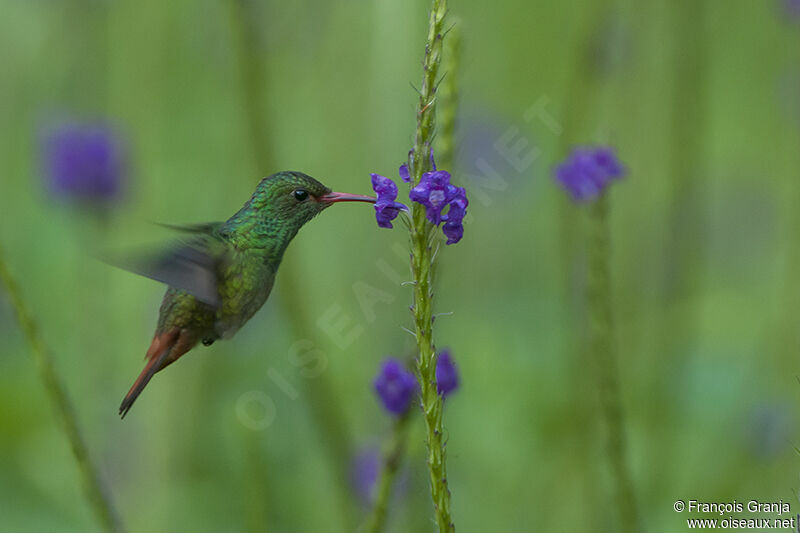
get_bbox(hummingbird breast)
[213,250,277,339]
[155,248,278,343]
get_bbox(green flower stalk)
[365,20,461,532]
[227,0,275,173]
[659,0,709,362]
[363,412,412,533]
[407,0,454,531]
[555,147,639,532]
[0,244,122,533]
[587,195,639,533]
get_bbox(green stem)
[363,412,412,533]
[365,17,460,532]
[660,0,708,351]
[227,0,274,172]
[407,1,453,531]
[0,244,122,533]
[587,195,638,533]
[278,271,358,529]
[557,0,620,300]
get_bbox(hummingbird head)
[232,171,376,246]
[255,171,375,222]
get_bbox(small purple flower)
[374,358,417,415]
[409,170,460,226]
[441,188,468,245]
[41,120,127,204]
[435,349,459,397]
[399,163,410,183]
[370,173,407,229]
[350,448,380,505]
[350,446,409,507]
[554,146,625,202]
[784,0,800,19]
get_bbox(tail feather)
[119,330,182,418]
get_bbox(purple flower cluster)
[373,358,418,415]
[370,149,468,244]
[373,350,459,415]
[41,120,127,204]
[554,146,625,202]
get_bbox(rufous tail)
[119,330,185,418]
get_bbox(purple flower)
[435,349,459,397]
[41,120,127,204]
[399,164,410,183]
[350,448,380,505]
[554,146,625,202]
[441,188,468,245]
[374,358,417,415]
[350,446,409,507]
[784,0,800,19]
[370,173,407,228]
[409,170,460,225]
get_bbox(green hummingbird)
[119,171,375,418]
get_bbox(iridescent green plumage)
[119,171,375,417]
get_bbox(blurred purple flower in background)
[41,120,127,204]
[744,403,794,461]
[374,358,417,416]
[783,0,800,19]
[349,445,410,507]
[554,146,625,202]
[370,173,407,228]
[435,349,459,397]
[350,448,380,505]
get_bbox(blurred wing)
[112,223,229,307]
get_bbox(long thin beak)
[319,191,377,204]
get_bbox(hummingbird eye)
[293,189,309,202]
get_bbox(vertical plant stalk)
[0,245,121,533]
[365,21,461,533]
[660,0,708,356]
[586,195,638,533]
[227,1,357,529]
[228,0,275,172]
[555,6,625,526]
[556,0,619,293]
[407,1,454,531]
[277,272,358,529]
[363,412,412,533]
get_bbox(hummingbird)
[118,171,375,418]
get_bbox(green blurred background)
[1,0,799,531]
